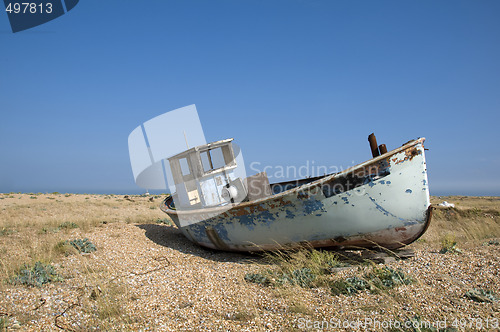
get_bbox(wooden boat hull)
[160,138,431,252]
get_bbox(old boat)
[160,134,431,252]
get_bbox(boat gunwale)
[161,137,426,216]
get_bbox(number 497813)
[5,2,53,14]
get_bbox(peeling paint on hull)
[160,138,431,252]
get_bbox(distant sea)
[4,189,499,197]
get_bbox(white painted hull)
[161,138,431,251]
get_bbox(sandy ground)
[0,194,499,331]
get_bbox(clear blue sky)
[1,0,499,195]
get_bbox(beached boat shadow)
[135,223,256,263]
[135,223,416,267]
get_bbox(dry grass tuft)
[245,248,344,289]
[422,196,500,247]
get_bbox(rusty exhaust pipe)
[368,133,380,158]
[379,144,387,155]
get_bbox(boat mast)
[183,130,189,149]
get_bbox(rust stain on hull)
[205,227,230,250]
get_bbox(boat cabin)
[168,139,247,209]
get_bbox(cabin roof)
[167,138,234,161]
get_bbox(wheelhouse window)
[179,158,190,176]
[200,147,226,174]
